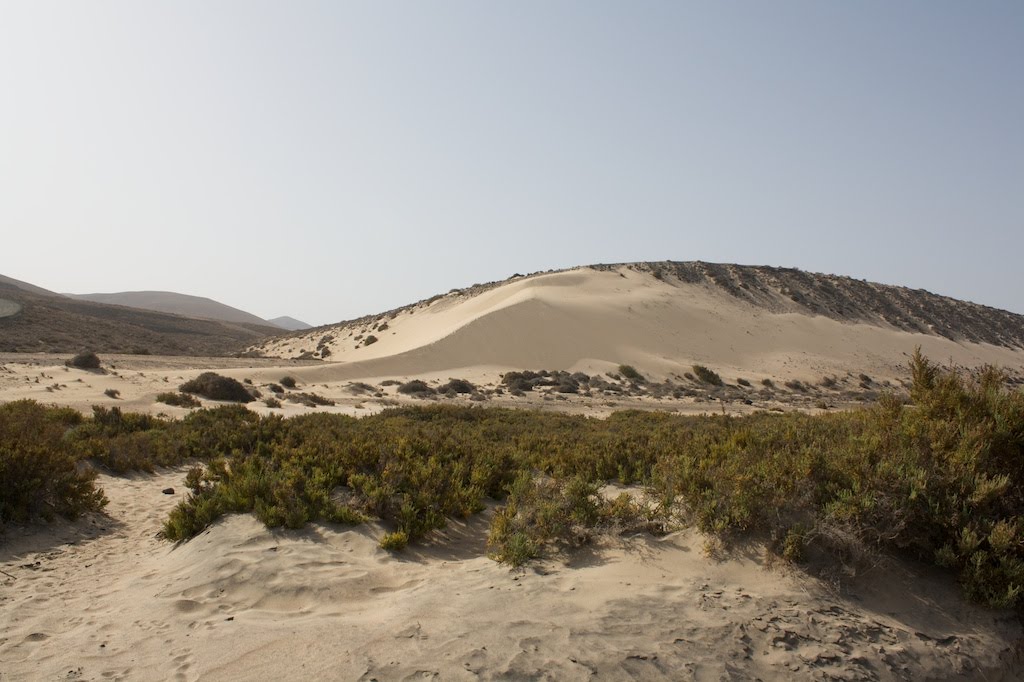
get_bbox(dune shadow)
[397,512,494,563]
[831,555,1020,637]
[0,510,127,564]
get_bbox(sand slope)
[2,468,1021,680]
[252,267,1024,388]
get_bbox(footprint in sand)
[173,599,204,614]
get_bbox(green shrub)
[180,372,254,403]
[156,392,202,408]
[364,335,378,346]
[67,351,101,369]
[692,365,723,386]
[439,378,475,394]
[264,397,282,408]
[380,530,409,551]
[286,392,335,407]
[488,474,608,566]
[0,400,107,526]
[280,376,297,389]
[618,365,643,382]
[398,380,435,395]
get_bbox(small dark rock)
[162,488,175,495]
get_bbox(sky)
[1,1,1021,325]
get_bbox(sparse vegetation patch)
[180,372,255,403]
[156,392,202,408]
[692,365,723,386]
[67,351,101,370]
[618,365,643,382]
[0,400,107,527]
[398,380,435,396]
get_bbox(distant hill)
[0,273,62,298]
[268,316,312,331]
[0,276,281,356]
[67,291,273,327]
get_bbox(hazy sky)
[1,2,1021,325]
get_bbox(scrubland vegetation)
[155,392,202,408]
[66,350,101,369]
[2,350,1023,607]
[179,372,254,403]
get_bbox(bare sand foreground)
[2,468,1022,681]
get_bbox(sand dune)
[3,264,1024,420]
[2,468,1020,680]
[251,266,1024,388]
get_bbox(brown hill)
[0,273,62,298]
[67,290,276,327]
[0,281,280,356]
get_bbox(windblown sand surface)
[2,469,1021,681]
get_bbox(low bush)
[692,365,723,386]
[286,392,335,407]
[264,397,282,409]
[487,474,602,566]
[380,530,409,551]
[0,400,107,526]
[398,380,435,395]
[67,351,101,370]
[364,335,378,346]
[156,392,202,408]
[618,365,643,382]
[180,372,254,403]
[438,378,475,394]
[104,388,120,399]
[280,376,297,389]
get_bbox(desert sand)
[2,468,1021,681]
[4,264,1024,679]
